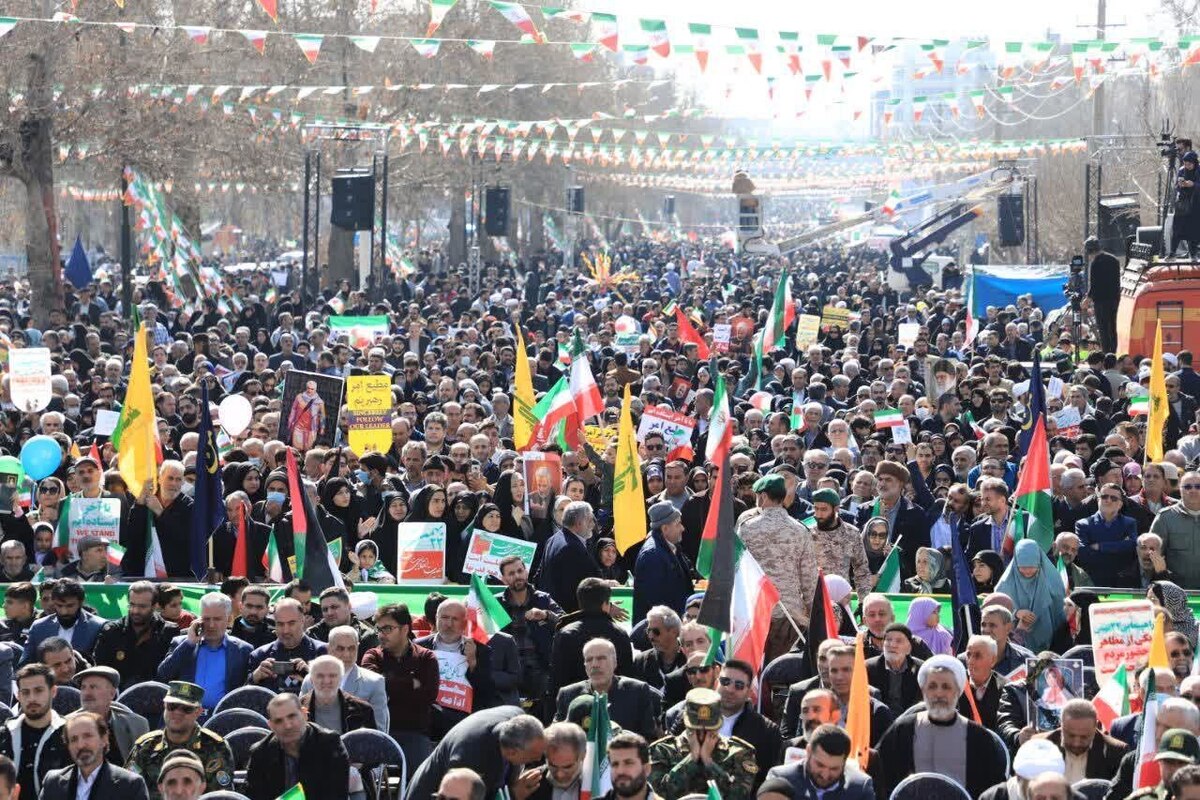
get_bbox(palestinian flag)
[673,306,711,359]
[285,448,344,593]
[1095,663,1129,731]
[873,408,905,429]
[466,573,512,644]
[106,541,125,568]
[1006,415,1054,553]
[875,544,902,593]
[806,571,840,671]
[568,330,604,422]
[580,693,611,799]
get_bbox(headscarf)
[319,477,360,537]
[906,596,954,656]
[371,491,408,577]
[353,539,394,583]
[491,470,527,539]
[995,539,1067,652]
[910,546,949,593]
[1152,580,1199,648]
[861,516,893,573]
[971,550,1005,594]
[405,484,447,523]
[826,574,858,637]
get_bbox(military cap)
[1156,729,1200,763]
[751,474,786,499]
[811,488,841,508]
[165,681,205,709]
[683,688,722,731]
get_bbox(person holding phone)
[247,598,326,693]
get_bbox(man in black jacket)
[1086,236,1121,356]
[415,598,497,739]
[40,713,148,800]
[245,693,349,800]
[554,639,661,743]
[535,501,603,614]
[496,555,562,720]
[630,607,686,692]
[91,581,178,689]
[548,579,634,696]
[865,624,924,718]
[229,586,276,649]
[712,660,781,792]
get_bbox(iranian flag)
[964,269,979,344]
[106,541,126,568]
[466,573,512,644]
[1135,678,1163,789]
[725,538,782,674]
[568,330,604,422]
[873,408,905,429]
[488,0,544,42]
[580,694,611,799]
[881,188,901,217]
[1006,416,1055,553]
[525,376,579,451]
[1130,395,1150,415]
[1057,555,1070,590]
[699,362,733,570]
[673,306,710,359]
[262,528,284,582]
[294,34,323,64]
[426,0,457,36]
[640,19,671,58]
[592,12,618,52]
[144,516,167,579]
[1095,664,1130,731]
[875,544,902,593]
[752,268,794,389]
[963,410,987,439]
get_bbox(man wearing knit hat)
[633,502,696,623]
[874,654,1006,799]
[809,488,872,601]
[735,474,817,664]
[156,751,205,800]
[856,460,932,580]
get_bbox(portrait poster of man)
[279,370,344,450]
[1026,657,1084,731]
[522,451,562,521]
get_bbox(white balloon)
[217,394,253,436]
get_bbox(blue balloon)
[21,435,62,482]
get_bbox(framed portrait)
[1026,657,1084,731]
[277,370,345,451]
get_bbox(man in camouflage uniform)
[648,688,757,799]
[808,488,872,600]
[126,681,234,800]
[1128,729,1200,800]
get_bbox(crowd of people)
[0,232,1192,800]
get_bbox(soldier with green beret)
[125,682,234,800]
[647,688,757,799]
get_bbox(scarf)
[906,596,954,655]
[995,539,1067,652]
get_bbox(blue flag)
[949,538,980,653]
[1017,351,1046,459]
[65,235,92,290]
[190,383,226,579]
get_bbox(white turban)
[916,654,967,693]
[1013,739,1065,779]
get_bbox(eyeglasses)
[164,703,196,714]
[684,665,713,676]
[376,625,400,634]
[39,485,59,494]
[1100,494,1123,503]
[719,676,749,690]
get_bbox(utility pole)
[1092,0,1107,136]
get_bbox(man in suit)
[71,666,149,765]
[22,578,104,664]
[764,724,874,800]
[415,598,498,739]
[632,502,695,623]
[965,478,1012,558]
[521,722,587,800]
[711,660,781,791]
[404,708,546,800]
[549,579,634,696]
[866,624,924,717]
[554,638,661,742]
[535,501,604,613]
[156,592,253,713]
[40,712,148,800]
[1038,698,1128,784]
[245,693,349,800]
[303,625,389,732]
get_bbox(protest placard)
[1052,406,1083,439]
[821,306,851,330]
[898,323,922,349]
[636,406,696,455]
[713,324,731,353]
[795,314,821,352]
[9,348,51,413]
[328,315,389,349]
[94,410,121,437]
[523,451,562,520]
[434,650,473,712]
[345,375,394,455]
[1026,658,1084,731]
[66,497,122,558]
[395,522,446,583]
[462,529,539,579]
[1090,600,1154,685]
[583,426,616,452]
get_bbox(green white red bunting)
[640,19,671,58]
[257,0,278,23]
[591,12,618,52]
[426,0,457,37]
[410,38,440,57]
[240,29,267,54]
[488,1,543,43]
[467,39,495,59]
[294,34,323,64]
[0,18,16,38]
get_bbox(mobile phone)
[271,661,294,676]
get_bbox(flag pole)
[778,601,804,639]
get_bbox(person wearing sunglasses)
[126,681,234,800]
[1149,471,1200,590]
[1075,482,1138,588]
[702,659,782,793]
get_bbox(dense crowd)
[0,232,1192,800]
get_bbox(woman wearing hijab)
[995,538,1068,653]
[593,538,629,584]
[1150,580,1199,648]
[903,547,950,594]
[444,492,482,584]
[970,550,1005,595]
[905,596,954,655]
[491,470,536,542]
[825,575,859,637]
[371,492,409,578]
[318,477,367,570]
[862,517,895,575]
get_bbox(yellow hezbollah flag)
[845,632,872,770]
[1148,609,1170,670]
[513,317,536,451]
[613,384,646,554]
[1147,320,1167,463]
[111,322,158,497]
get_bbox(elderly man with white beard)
[873,654,1007,799]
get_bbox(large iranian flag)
[725,537,781,673]
[698,361,732,576]
[524,376,578,451]
[568,330,604,422]
[751,269,795,389]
